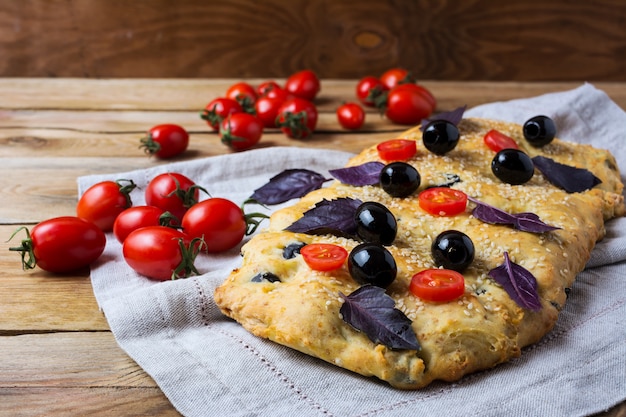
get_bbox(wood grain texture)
[1,79,624,416]
[0,0,624,80]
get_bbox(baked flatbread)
[214,117,624,389]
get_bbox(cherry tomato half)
[145,172,202,223]
[285,69,321,101]
[123,226,199,281]
[376,139,417,161]
[418,187,468,216]
[201,97,243,131]
[355,76,388,107]
[300,243,348,272]
[336,102,365,130]
[181,197,247,253]
[276,97,318,139]
[77,179,136,231]
[113,205,170,243]
[9,216,106,273]
[483,129,520,153]
[219,113,264,151]
[139,124,189,159]
[410,269,465,302]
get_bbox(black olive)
[355,202,397,246]
[432,230,475,272]
[523,115,556,147]
[491,149,535,185]
[422,120,460,155]
[251,272,281,283]
[348,243,397,288]
[283,242,306,259]
[379,162,421,198]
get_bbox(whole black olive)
[432,230,475,272]
[355,202,397,246]
[422,120,460,155]
[379,162,421,198]
[491,149,535,185]
[523,115,556,147]
[348,243,397,288]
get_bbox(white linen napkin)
[78,83,626,417]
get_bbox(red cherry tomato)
[385,85,432,125]
[201,98,243,131]
[123,226,199,281]
[410,269,465,302]
[145,172,202,223]
[77,179,136,231]
[139,124,189,159]
[336,102,365,130]
[300,243,348,272]
[219,113,264,151]
[285,69,320,101]
[113,205,172,243]
[418,187,468,216]
[255,96,286,128]
[9,216,106,273]
[392,83,436,113]
[276,97,318,139]
[483,129,520,152]
[226,81,258,105]
[356,75,388,107]
[379,68,415,90]
[256,80,282,96]
[181,198,247,253]
[376,139,417,161]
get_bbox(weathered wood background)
[1,0,624,81]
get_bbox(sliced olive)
[422,120,460,155]
[491,149,535,185]
[379,162,421,198]
[251,272,281,283]
[355,202,397,246]
[432,230,475,272]
[348,243,397,288]
[523,115,556,147]
[283,242,306,259]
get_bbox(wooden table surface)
[1,79,624,416]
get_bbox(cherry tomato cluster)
[9,171,268,281]
[355,67,437,126]
[200,70,321,150]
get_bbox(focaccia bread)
[214,117,624,389]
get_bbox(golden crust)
[214,117,624,389]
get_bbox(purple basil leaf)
[340,285,420,351]
[250,169,330,205]
[329,161,385,186]
[532,155,602,193]
[285,197,362,237]
[488,252,542,311]
[469,197,559,233]
[513,212,560,233]
[419,105,467,131]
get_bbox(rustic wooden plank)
[0,0,624,81]
[1,79,625,111]
[0,387,181,417]
[0,332,180,415]
[0,332,149,386]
